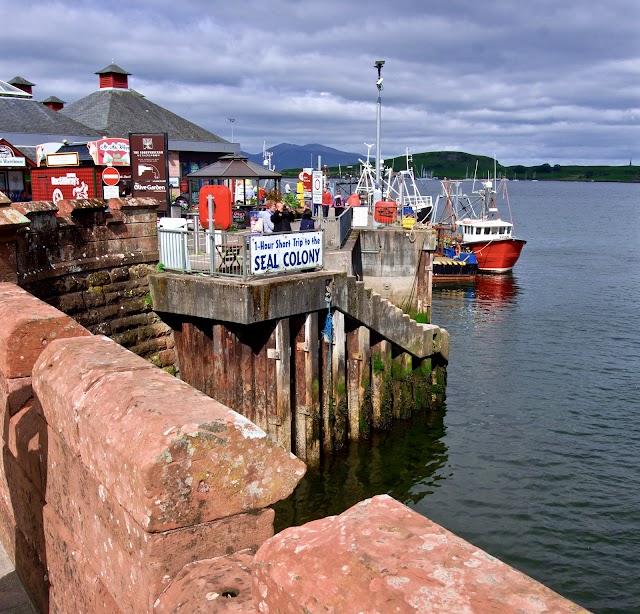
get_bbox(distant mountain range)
[242,143,364,171]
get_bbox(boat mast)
[374,60,385,189]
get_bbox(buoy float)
[198,185,232,230]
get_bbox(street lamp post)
[228,118,236,142]
[374,60,385,187]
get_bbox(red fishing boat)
[445,178,526,273]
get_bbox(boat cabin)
[457,218,513,243]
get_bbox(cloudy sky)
[2,0,639,166]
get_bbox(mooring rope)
[322,292,333,380]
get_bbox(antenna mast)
[374,60,385,187]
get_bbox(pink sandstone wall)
[0,283,589,613]
[0,283,305,613]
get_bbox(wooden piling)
[371,337,392,429]
[347,325,371,440]
[274,318,292,452]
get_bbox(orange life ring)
[455,245,461,257]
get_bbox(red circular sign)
[102,167,120,186]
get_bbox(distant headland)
[275,149,639,183]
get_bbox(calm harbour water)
[274,180,640,614]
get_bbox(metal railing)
[319,206,353,249]
[158,220,324,279]
[158,226,249,277]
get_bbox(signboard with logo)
[312,170,323,205]
[129,133,169,211]
[298,168,313,199]
[87,138,130,166]
[0,143,25,167]
[31,167,97,203]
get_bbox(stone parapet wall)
[0,197,175,370]
[0,284,589,613]
[0,283,305,613]
[253,495,590,613]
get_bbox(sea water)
[274,180,640,614]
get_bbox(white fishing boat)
[384,149,434,224]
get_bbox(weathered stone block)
[44,504,122,614]
[48,290,85,313]
[159,349,175,367]
[87,271,112,287]
[0,448,46,561]
[253,495,590,614]
[0,240,18,284]
[108,197,160,212]
[0,373,32,421]
[6,400,47,494]
[44,422,274,607]
[0,283,90,378]
[0,498,49,613]
[154,550,257,614]
[109,266,130,283]
[33,335,306,531]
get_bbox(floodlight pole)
[228,118,235,142]
[374,60,385,187]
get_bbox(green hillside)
[281,151,640,182]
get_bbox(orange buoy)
[199,185,232,230]
[373,201,398,224]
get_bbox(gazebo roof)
[187,154,282,180]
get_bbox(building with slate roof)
[0,76,96,200]
[61,65,237,170]
[0,65,239,203]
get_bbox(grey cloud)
[1,0,638,165]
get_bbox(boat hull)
[463,239,526,273]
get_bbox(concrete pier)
[149,270,449,464]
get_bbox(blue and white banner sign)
[250,231,323,275]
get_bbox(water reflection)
[474,274,519,310]
[274,408,449,533]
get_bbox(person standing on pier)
[299,207,315,231]
[321,187,332,218]
[260,200,276,234]
[333,193,345,218]
[271,201,295,232]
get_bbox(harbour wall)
[0,284,589,613]
[324,226,435,314]
[0,196,175,372]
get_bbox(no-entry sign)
[102,166,120,186]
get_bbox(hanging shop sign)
[87,138,130,166]
[129,132,169,211]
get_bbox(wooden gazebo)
[187,154,282,206]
